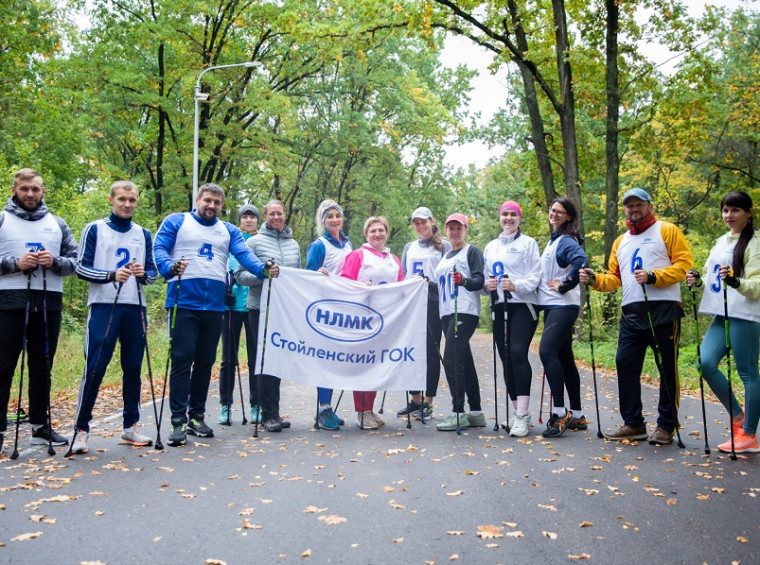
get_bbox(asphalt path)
[1,332,758,564]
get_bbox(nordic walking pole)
[489,277,500,431]
[41,267,57,456]
[135,281,158,449]
[10,272,33,460]
[453,266,461,435]
[502,275,512,433]
[156,260,183,450]
[687,271,710,454]
[641,282,686,448]
[378,391,387,414]
[334,390,344,412]
[64,280,124,457]
[584,267,603,439]
[723,276,737,460]
[254,260,275,439]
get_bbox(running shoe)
[188,416,214,438]
[218,405,232,426]
[436,413,471,431]
[468,413,487,428]
[250,405,262,424]
[72,429,89,454]
[413,402,433,420]
[31,424,69,446]
[566,416,588,431]
[396,401,422,417]
[317,408,341,430]
[356,411,380,430]
[509,413,532,437]
[121,425,152,447]
[168,420,187,447]
[541,411,574,438]
[718,429,760,453]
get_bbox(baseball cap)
[238,204,260,221]
[445,213,468,226]
[622,188,651,204]
[411,206,433,222]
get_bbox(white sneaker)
[501,414,516,431]
[509,413,532,437]
[368,411,386,427]
[72,430,89,454]
[356,411,379,430]
[121,425,153,447]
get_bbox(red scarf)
[626,211,656,235]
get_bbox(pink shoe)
[717,429,760,454]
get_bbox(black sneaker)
[277,417,291,429]
[187,416,214,438]
[396,401,422,417]
[168,420,187,447]
[541,411,574,438]
[264,418,282,432]
[413,402,433,420]
[31,424,69,446]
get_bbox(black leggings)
[410,299,443,398]
[492,302,538,399]
[538,307,581,411]
[441,313,481,413]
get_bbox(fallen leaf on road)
[666,498,678,506]
[737,536,747,544]
[502,521,516,527]
[446,490,465,497]
[239,508,254,516]
[302,506,326,514]
[153,537,162,542]
[485,543,499,548]
[465,470,479,475]
[447,531,465,536]
[242,520,261,530]
[538,504,557,512]
[542,531,558,540]
[579,521,593,528]
[579,488,598,496]
[204,559,226,565]
[393,538,404,543]
[568,553,591,560]
[301,549,312,557]
[389,500,405,510]
[505,531,524,538]
[318,514,347,525]
[11,531,43,542]
[476,525,503,539]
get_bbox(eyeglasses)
[548,208,566,216]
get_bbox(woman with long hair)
[687,191,760,453]
[396,207,451,420]
[537,198,588,438]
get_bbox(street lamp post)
[192,61,263,205]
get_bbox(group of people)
[0,167,757,457]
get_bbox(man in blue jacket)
[153,184,278,447]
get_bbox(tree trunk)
[508,0,557,206]
[604,0,620,268]
[551,0,583,235]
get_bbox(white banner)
[255,266,428,391]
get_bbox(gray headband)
[321,203,343,223]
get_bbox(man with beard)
[0,168,77,451]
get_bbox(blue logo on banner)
[306,299,384,342]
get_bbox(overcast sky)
[440,0,752,170]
